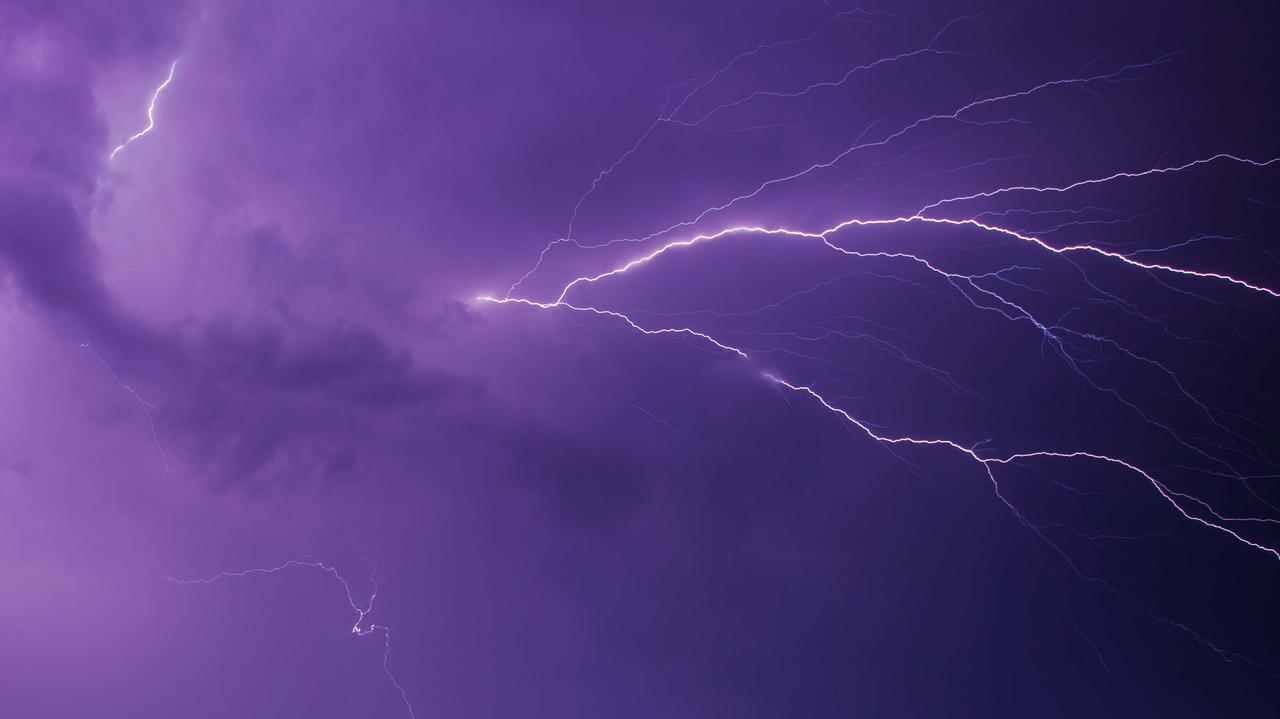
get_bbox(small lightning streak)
[918,153,1280,214]
[167,558,417,719]
[80,341,170,483]
[108,61,179,162]
[478,295,749,357]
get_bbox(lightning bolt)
[479,217,1280,673]
[167,558,417,718]
[481,35,1280,675]
[108,60,179,162]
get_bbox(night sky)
[3,1,1280,717]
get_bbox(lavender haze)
[3,1,1279,717]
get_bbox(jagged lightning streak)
[767,378,1279,560]
[108,61,179,162]
[167,558,417,719]
[915,153,1280,297]
[80,340,170,482]
[918,153,1280,214]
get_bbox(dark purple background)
[3,1,1279,716]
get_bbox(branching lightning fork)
[167,559,417,719]
[485,34,1280,677]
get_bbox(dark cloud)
[0,185,114,323]
[1,0,484,490]
[196,318,481,406]
[0,181,478,491]
[504,419,649,532]
[160,317,482,487]
[0,186,481,491]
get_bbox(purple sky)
[3,1,1280,716]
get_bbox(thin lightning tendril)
[80,341,170,482]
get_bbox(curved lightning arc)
[109,60,179,162]
[484,11,1280,680]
